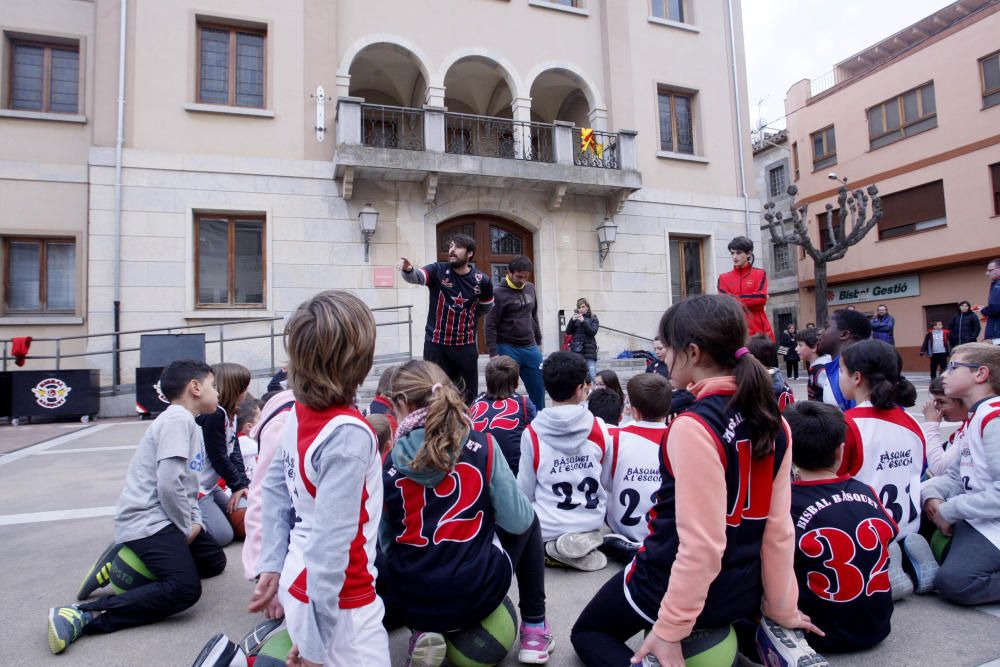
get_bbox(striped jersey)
[840,403,926,539]
[606,422,666,542]
[419,262,494,346]
[278,405,382,609]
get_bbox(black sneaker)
[76,542,122,600]
[238,617,284,657]
[47,605,91,655]
[191,633,245,667]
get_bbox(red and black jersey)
[624,390,788,627]
[718,265,774,341]
[420,262,494,346]
[791,476,897,651]
[469,394,533,475]
[381,429,510,632]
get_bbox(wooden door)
[436,215,535,353]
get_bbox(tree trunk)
[814,260,829,327]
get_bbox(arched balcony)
[348,42,429,151]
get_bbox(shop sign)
[826,274,920,305]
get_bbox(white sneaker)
[755,617,828,667]
[888,541,914,600]
[544,541,607,571]
[902,533,939,594]
[406,631,447,667]
[554,530,604,559]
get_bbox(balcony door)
[436,215,535,353]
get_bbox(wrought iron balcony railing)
[572,128,619,169]
[361,103,424,151]
[444,112,554,162]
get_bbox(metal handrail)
[572,127,620,169]
[444,112,554,162]
[597,323,654,344]
[361,103,424,151]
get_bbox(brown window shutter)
[878,180,945,232]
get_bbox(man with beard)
[398,234,494,403]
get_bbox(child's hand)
[249,572,280,616]
[922,398,942,423]
[924,499,953,536]
[789,611,824,637]
[396,257,413,272]
[186,523,202,544]
[286,644,321,667]
[631,632,684,667]
[227,488,249,513]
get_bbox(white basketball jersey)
[959,398,1000,549]
[606,422,665,542]
[844,403,926,539]
[525,416,611,542]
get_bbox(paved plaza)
[2,378,1000,666]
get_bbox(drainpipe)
[726,0,751,239]
[112,0,127,390]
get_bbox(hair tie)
[431,383,442,394]
[735,346,750,360]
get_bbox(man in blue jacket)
[980,258,1000,344]
[870,304,895,346]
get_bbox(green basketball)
[682,625,738,667]
[445,597,518,667]
[252,629,293,667]
[931,529,952,564]
[109,546,157,594]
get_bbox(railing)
[0,305,414,393]
[809,68,852,98]
[361,104,424,151]
[597,323,654,346]
[573,128,619,169]
[444,112,554,162]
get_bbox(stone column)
[511,97,533,160]
[336,96,363,146]
[423,105,445,153]
[618,130,638,171]
[552,121,575,166]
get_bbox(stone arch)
[337,35,433,98]
[437,48,525,103]
[525,62,605,112]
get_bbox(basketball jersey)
[381,429,511,631]
[278,405,381,609]
[624,391,789,626]
[525,416,610,542]
[606,422,666,542]
[791,476,896,651]
[470,394,530,474]
[420,262,494,346]
[841,403,926,539]
[197,406,238,494]
[959,398,1000,549]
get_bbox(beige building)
[782,0,1000,370]
[1,0,758,386]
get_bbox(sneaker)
[76,542,122,600]
[406,631,447,667]
[755,616,828,667]
[902,533,939,594]
[599,533,641,563]
[887,541,914,600]
[47,605,91,655]
[554,530,604,559]
[238,617,285,657]
[544,541,607,572]
[191,633,247,667]
[519,621,556,664]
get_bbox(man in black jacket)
[485,256,545,409]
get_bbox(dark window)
[878,180,946,240]
[8,40,79,113]
[772,241,792,275]
[810,125,836,169]
[3,237,75,313]
[791,142,799,181]
[669,238,703,301]
[768,164,787,198]
[867,82,936,149]
[924,303,959,330]
[816,211,844,252]
[658,90,694,154]
[991,162,1000,216]
[195,214,265,307]
[651,0,684,21]
[197,24,265,108]
[982,51,1000,109]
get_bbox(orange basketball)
[229,507,247,541]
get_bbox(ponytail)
[391,360,470,474]
[733,352,781,458]
[841,340,916,410]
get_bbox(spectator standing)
[920,321,952,379]
[779,323,800,380]
[717,236,774,341]
[976,258,1000,344]
[949,300,981,347]
[870,304,895,346]
[566,298,600,379]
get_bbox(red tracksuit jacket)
[718,265,774,341]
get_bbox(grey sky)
[743,0,954,134]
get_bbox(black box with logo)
[135,366,171,417]
[9,369,100,422]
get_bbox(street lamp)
[827,172,849,186]
[359,203,379,263]
[596,216,617,267]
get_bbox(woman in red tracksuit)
[718,236,774,341]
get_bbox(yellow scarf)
[505,275,524,290]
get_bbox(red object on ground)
[12,337,32,366]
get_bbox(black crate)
[135,366,170,416]
[10,370,100,422]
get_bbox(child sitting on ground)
[922,343,1000,606]
[366,413,394,460]
[922,376,968,477]
[586,387,622,427]
[236,397,261,481]
[594,370,628,423]
[366,364,400,436]
[784,401,896,653]
[519,351,613,572]
[795,327,827,402]
[747,334,795,410]
[601,373,671,563]
[470,355,537,475]
[49,360,226,655]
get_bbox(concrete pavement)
[2,404,999,666]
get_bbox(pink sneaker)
[518,622,555,664]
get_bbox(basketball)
[931,529,951,564]
[252,629,292,667]
[682,624,737,667]
[229,507,247,541]
[445,597,518,667]
[109,546,157,594]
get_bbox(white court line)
[979,604,1000,620]
[0,423,114,467]
[0,505,116,526]
[35,445,137,455]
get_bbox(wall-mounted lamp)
[596,216,617,267]
[359,203,379,263]
[827,172,849,186]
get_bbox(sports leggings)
[571,570,649,666]
[497,515,546,624]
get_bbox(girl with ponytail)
[574,295,822,667]
[380,360,552,665]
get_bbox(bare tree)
[763,181,882,327]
